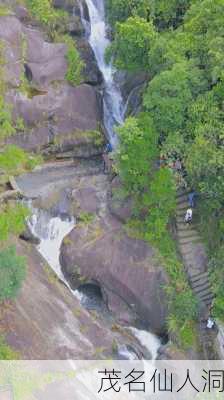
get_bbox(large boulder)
[108,176,133,223]
[6,83,104,157]
[0,13,104,158]
[0,16,24,87]
[24,27,68,88]
[76,38,103,85]
[0,240,145,359]
[60,173,168,335]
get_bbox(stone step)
[199,292,214,303]
[177,230,200,239]
[179,237,201,245]
[177,224,196,232]
[177,220,200,228]
[176,209,186,216]
[190,271,209,282]
[177,198,188,207]
[177,201,189,210]
[176,218,185,225]
[180,247,193,256]
[183,256,200,268]
[205,297,214,307]
[188,268,202,278]
[195,286,212,298]
[192,279,211,290]
[177,189,190,198]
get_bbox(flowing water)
[79,0,124,147]
[28,208,161,360]
[28,209,75,282]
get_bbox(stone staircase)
[175,190,218,358]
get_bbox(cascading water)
[25,0,161,358]
[28,208,75,283]
[79,0,124,147]
[28,207,161,360]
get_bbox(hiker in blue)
[105,142,113,153]
[188,191,196,208]
[103,142,113,173]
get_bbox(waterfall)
[28,208,75,282]
[79,0,124,147]
[28,208,161,360]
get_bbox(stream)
[28,207,161,360]
[27,0,161,360]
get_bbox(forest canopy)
[107,0,224,334]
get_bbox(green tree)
[115,114,158,194]
[63,35,84,86]
[184,0,224,83]
[25,0,67,28]
[186,135,224,203]
[148,0,192,29]
[0,204,29,242]
[0,145,42,175]
[143,168,176,243]
[0,246,26,301]
[209,246,224,320]
[105,0,150,28]
[107,16,157,72]
[143,62,205,137]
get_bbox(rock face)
[108,176,133,223]
[0,240,142,359]
[6,84,104,157]
[0,12,104,158]
[0,0,169,358]
[77,38,103,85]
[60,173,169,335]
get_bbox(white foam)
[80,0,124,146]
[28,209,75,282]
[130,327,161,360]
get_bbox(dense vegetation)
[107,0,224,345]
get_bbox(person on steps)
[103,142,113,173]
[105,142,113,154]
[185,208,193,224]
[188,191,196,208]
[207,317,215,329]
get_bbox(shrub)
[0,204,29,242]
[78,212,94,225]
[25,0,66,26]
[0,145,42,174]
[0,96,16,138]
[63,35,84,86]
[209,247,224,321]
[0,336,19,359]
[0,246,26,301]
